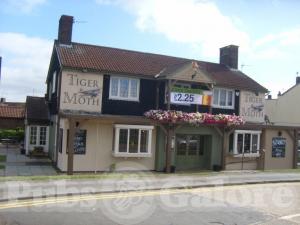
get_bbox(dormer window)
[109,76,140,101]
[213,88,234,109]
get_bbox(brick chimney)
[58,15,74,45]
[219,45,239,69]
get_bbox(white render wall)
[57,118,156,172]
[265,84,300,126]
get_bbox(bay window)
[109,76,140,101]
[213,88,234,109]
[113,125,153,157]
[232,130,261,157]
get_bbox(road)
[0,182,299,225]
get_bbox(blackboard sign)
[272,137,286,158]
[67,129,87,154]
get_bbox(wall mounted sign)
[67,129,87,155]
[60,71,103,112]
[170,87,212,105]
[239,91,265,122]
[272,137,286,158]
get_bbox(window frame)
[52,71,57,94]
[176,134,205,156]
[113,124,153,157]
[212,87,235,109]
[30,126,37,145]
[29,126,48,146]
[109,76,140,102]
[39,126,47,145]
[233,130,261,157]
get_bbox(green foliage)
[0,128,24,142]
[0,155,6,162]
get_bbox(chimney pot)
[296,76,300,85]
[219,45,239,69]
[58,15,74,45]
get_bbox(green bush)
[0,128,24,142]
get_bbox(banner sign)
[272,137,286,158]
[170,87,212,105]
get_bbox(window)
[233,130,261,157]
[113,125,153,157]
[52,71,56,93]
[30,126,37,145]
[29,126,48,146]
[58,129,63,153]
[109,76,140,101]
[176,134,205,156]
[39,127,47,145]
[213,88,234,108]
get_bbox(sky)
[0,0,300,102]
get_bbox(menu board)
[272,137,286,158]
[67,129,87,154]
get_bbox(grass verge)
[0,169,299,182]
[0,155,6,162]
[0,170,218,182]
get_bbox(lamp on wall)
[278,131,282,137]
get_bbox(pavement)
[0,144,57,176]
[0,171,300,202]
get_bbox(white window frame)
[213,87,235,109]
[29,126,48,147]
[109,76,140,101]
[113,124,153,157]
[30,126,37,145]
[233,130,261,157]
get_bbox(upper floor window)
[213,88,234,109]
[52,71,57,94]
[109,76,140,101]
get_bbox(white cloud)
[0,32,52,102]
[255,28,300,48]
[0,0,46,14]
[95,0,250,57]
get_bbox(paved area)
[0,182,299,225]
[0,144,57,176]
[1,171,300,201]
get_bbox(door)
[175,134,211,170]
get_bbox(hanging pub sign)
[170,87,212,105]
[272,137,286,158]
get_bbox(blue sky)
[0,0,300,101]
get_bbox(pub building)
[44,15,299,174]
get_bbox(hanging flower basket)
[144,110,245,126]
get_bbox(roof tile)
[56,42,268,93]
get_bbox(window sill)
[233,153,260,158]
[109,97,139,102]
[212,106,235,110]
[112,152,152,158]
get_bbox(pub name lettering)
[63,74,100,106]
